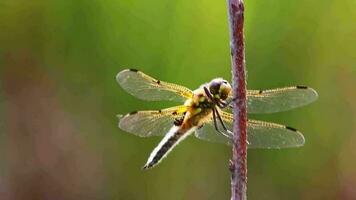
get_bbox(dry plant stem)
[227,0,247,200]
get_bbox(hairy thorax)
[183,87,214,129]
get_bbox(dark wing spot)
[157,80,161,84]
[129,111,138,115]
[258,90,263,94]
[172,111,178,115]
[129,69,139,72]
[158,110,162,113]
[296,85,308,89]
[286,126,298,132]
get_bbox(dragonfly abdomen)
[143,126,196,169]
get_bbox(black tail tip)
[142,164,152,170]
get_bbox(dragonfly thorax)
[192,93,215,109]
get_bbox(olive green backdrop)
[0,0,355,199]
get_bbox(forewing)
[117,69,193,102]
[226,86,318,113]
[195,111,305,148]
[118,106,187,137]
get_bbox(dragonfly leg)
[203,86,214,101]
[214,108,228,131]
[212,108,232,139]
[212,109,227,136]
[212,108,219,131]
[218,97,237,109]
[217,100,228,108]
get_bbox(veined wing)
[118,105,187,137]
[246,86,318,113]
[195,111,305,149]
[226,86,318,114]
[117,69,193,102]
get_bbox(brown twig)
[227,0,247,199]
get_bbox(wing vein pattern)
[195,111,305,149]
[226,86,318,113]
[118,105,187,137]
[117,69,193,102]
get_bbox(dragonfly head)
[208,78,231,100]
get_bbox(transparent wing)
[226,86,318,113]
[246,86,318,113]
[195,111,305,149]
[195,121,233,146]
[117,69,193,102]
[118,105,187,137]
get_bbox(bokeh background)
[0,0,355,199]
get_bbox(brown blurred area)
[0,51,105,200]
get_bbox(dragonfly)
[116,69,318,169]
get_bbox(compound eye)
[219,80,231,100]
[209,81,221,95]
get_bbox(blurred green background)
[0,0,355,199]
